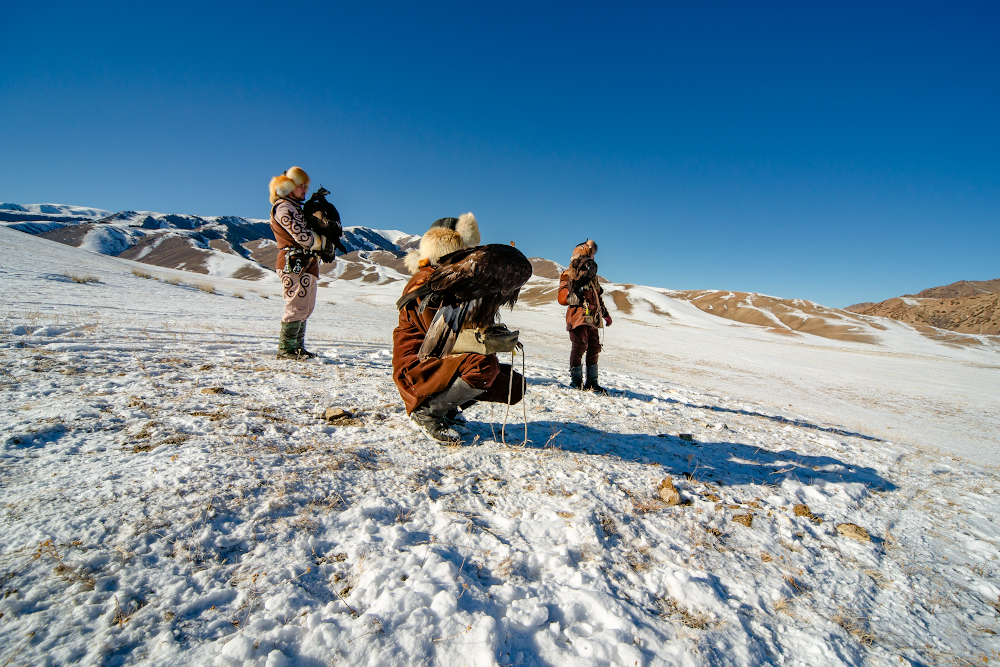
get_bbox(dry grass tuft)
[64,274,100,284]
[495,555,514,578]
[631,496,667,514]
[113,595,147,627]
[195,283,216,294]
[131,268,154,279]
[830,607,875,646]
[33,540,96,590]
[862,568,890,587]
[597,512,620,539]
[773,596,796,617]
[625,547,653,572]
[657,596,716,630]
[732,513,753,528]
[190,410,227,421]
[784,575,809,595]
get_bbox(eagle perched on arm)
[302,187,349,261]
[396,244,533,359]
[565,239,598,303]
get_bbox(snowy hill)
[1,226,999,667]
[1,203,420,286]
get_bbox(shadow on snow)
[470,417,895,492]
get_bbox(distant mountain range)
[0,202,418,285]
[846,279,1000,335]
[3,202,997,341]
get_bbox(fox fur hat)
[404,212,481,274]
[268,166,310,204]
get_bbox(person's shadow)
[470,415,895,491]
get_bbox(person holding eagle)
[392,214,532,443]
[267,166,346,360]
[558,239,612,393]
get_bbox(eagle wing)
[396,244,533,359]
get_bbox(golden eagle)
[396,244,533,359]
[566,254,598,300]
[303,187,348,261]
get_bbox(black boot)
[276,321,303,360]
[410,378,485,444]
[569,365,584,390]
[584,364,608,394]
[295,321,317,358]
[444,407,468,426]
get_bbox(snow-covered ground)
[2,226,999,667]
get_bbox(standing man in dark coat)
[557,239,612,393]
[392,214,525,443]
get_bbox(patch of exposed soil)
[39,223,94,247]
[119,235,211,274]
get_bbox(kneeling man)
[392,214,525,443]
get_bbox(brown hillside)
[907,278,1000,299]
[848,293,1000,335]
[667,290,883,343]
[845,277,1000,335]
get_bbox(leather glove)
[603,315,612,327]
[311,234,326,253]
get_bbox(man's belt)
[280,246,317,274]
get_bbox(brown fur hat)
[404,212,481,274]
[268,166,310,204]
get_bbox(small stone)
[201,386,225,394]
[732,514,753,527]
[658,476,681,505]
[324,408,352,422]
[679,434,694,441]
[836,523,870,541]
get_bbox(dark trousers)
[569,326,601,367]
[460,362,524,408]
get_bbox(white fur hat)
[404,213,481,274]
[268,166,310,204]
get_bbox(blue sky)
[2,1,997,307]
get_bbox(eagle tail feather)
[418,301,474,359]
